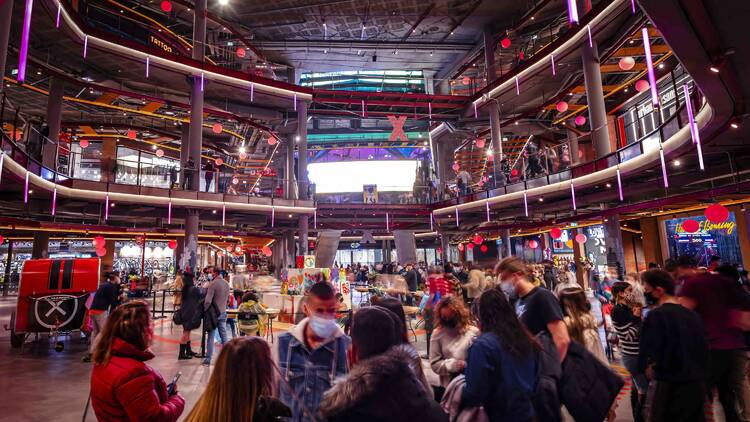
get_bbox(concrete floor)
[0,294,645,422]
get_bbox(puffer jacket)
[318,346,448,422]
[90,338,185,422]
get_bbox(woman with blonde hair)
[558,288,607,363]
[90,300,185,421]
[429,295,478,391]
[185,337,290,422]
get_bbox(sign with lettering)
[149,35,174,53]
[665,213,743,267]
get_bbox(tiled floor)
[0,294,645,421]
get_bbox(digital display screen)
[307,160,418,193]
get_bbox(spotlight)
[288,214,293,218]
[730,116,741,129]
[295,136,301,141]
[110,202,115,207]
[673,160,681,167]
[538,197,544,202]
[605,183,612,188]
[212,209,217,214]
[28,190,33,194]
[710,66,720,73]
[218,0,229,5]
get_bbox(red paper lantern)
[575,233,587,244]
[239,152,247,160]
[467,243,475,250]
[705,204,729,223]
[528,240,539,249]
[79,139,89,149]
[268,136,278,145]
[457,243,465,252]
[232,177,239,185]
[500,37,511,49]
[452,163,460,172]
[262,246,272,257]
[92,236,105,248]
[436,247,443,255]
[127,129,137,139]
[480,245,488,253]
[236,47,246,58]
[0,235,4,244]
[473,234,484,245]
[167,239,178,249]
[212,123,223,134]
[556,101,569,113]
[550,228,562,239]
[635,79,650,93]
[682,219,700,233]
[475,139,486,148]
[160,1,172,12]
[215,157,224,166]
[96,248,107,257]
[511,169,519,177]
[618,56,635,71]
[155,149,164,158]
[574,115,586,126]
[462,76,471,85]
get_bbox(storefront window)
[116,147,140,185]
[70,142,102,181]
[664,214,743,267]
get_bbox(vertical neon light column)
[17,0,35,83]
[567,0,579,24]
[642,28,660,107]
[683,84,705,170]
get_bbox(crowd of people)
[81,252,750,422]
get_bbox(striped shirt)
[611,304,642,356]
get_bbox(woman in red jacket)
[90,300,185,421]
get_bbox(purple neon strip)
[145,56,150,78]
[105,194,109,220]
[486,201,490,222]
[83,35,88,59]
[18,0,34,83]
[250,83,254,102]
[571,181,577,210]
[523,191,528,217]
[294,93,297,111]
[430,213,433,231]
[642,28,659,107]
[428,102,432,120]
[168,200,172,223]
[474,102,478,118]
[551,54,556,75]
[455,208,459,227]
[52,187,57,216]
[24,172,29,203]
[659,147,669,187]
[200,71,204,91]
[271,206,275,227]
[222,204,226,225]
[0,153,4,185]
[616,168,624,201]
[631,0,636,13]
[567,0,579,24]
[683,84,705,170]
[56,2,61,28]
[515,76,520,95]
[314,210,317,229]
[386,212,389,231]
[587,24,592,47]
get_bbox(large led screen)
[307,160,418,193]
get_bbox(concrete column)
[2,240,12,296]
[440,234,450,264]
[183,210,200,273]
[640,216,662,266]
[572,228,587,288]
[423,70,435,95]
[437,79,451,96]
[297,102,308,199]
[186,0,206,191]
[32,232,50,259]
[285,139,296,199]
[286,231,296,267]
[566,124,580,165]
[43,78,64,169]
[101,139,117,183]
[484,26,503,174]
[502,229,512,258]
[581,41,611,158]
[179,123,190,174]
[731,207,750,271]
[101,240,115,273]
[0,0,13,94]
[298,215,309,256]
[603,215,626,278]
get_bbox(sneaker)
[81,354,92,363]
[201,359,210,366]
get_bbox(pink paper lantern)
[556,101,569,113]
[528,240,539,249]
[452,163,460,172]
[682,219,699,233]
[705,204,729,223]
[487,153,494,161]
[127,129,137,139]
[215,157,224,166]
[457,243,465,252]
[167,239,178,249]
[475,139,485,148]
[574,115,586,126]
[462,77,471,86]
[550,228,562,239]
[212,123,223,134]
[92,236,105,248]
[500,38,511,49]
[232,177,239,185]
[155,149,164,157]
[0,235,4,244]
[239,152,247,160]
[268,137,278,145]
[618,56,635,71]
[635,79,650,93]
[575,233,587,244]
[79,139,89,149]
[236,47,246,58]
[95,248,107,257]
[160,1,172,12]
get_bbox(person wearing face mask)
[430,296,478,396]
[638,270,709,421]
[277,282,350,422]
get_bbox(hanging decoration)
[475,138,485,149]
[17,0,34,83]
[56,1,62,28]
[155,149,164,157]
[51,187,57,216]
[550,228,562,239]
[515,76,520,95]
[0,235,4,244]
[616,167,624,201]
[24,172,29,204]
[551,54,556,75]
[659,146,669,188]
[587,24,593,47]
[105,194,109,220]
[232,177,239,185]
[635,79,650,93]
[500,37,511,49]
[387,115,408,141]
[556,101,569,113]
[92,236,106,248]
[215,157,224,166]
[473,234,483,245]
[567,0,579,24]
[83,35,88,59]
[642,27,660,107]
[574,115,586,126]
[457,243,465,252]
[268,136,278,145]
[96,247,107,257]
[79,139,89,149]
[452,163,460,172]
[127,129,137,139]
[262,246,273,257]
[467,243,475,250]
[222,203,226,226]
[236,47,246,58]
[160,1,172,12]
[705,204,729,223]
[168,239,178,249]
[575,233,587,244]
[212,123,223,134]
[167,199,171,223]
[480,245,488,253]
[528,239,539,249]
[485,200,490,222]
[523,190,529,217]
[618,56,635,71]
[683,84,704,170]
[462,77,471,85]
[682,219,700,233]
[570,180,577,211]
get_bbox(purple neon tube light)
[52,187,57,216]
[18,0,34,83]
[314,210,317,229]
[105,194,109,220]
[570,181,577,210]
[631,0,636,13]
[616,168,624,201]
[428,102,432,120]
[659,147,669,187]
[83,35,88,59]
[587,25,593,47]
[250,83,254,102]
[56,2,61,28]
[523,191,528,217]
[474,103,478,118]
[515,76,520,95]
[0,154,4,185]
[642,28,659,107]
[430,213,433,231]
[486,201,490,222]
[168,200,172,223]
[683,84,705,170]
[145,56,150,78]
[386,212,390,231]
[271,206,275,227]
[222,204,226,225]
[567,0,579,24]
[551,54,556,75]
[455,208,459,227]
[24,172,29,203]
[200,71,204,91]
[294,94,297,111]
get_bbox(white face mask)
[309,314,338,339]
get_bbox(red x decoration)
[387,115,408,141]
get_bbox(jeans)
[205,312,228,363]
[89,312,108,354]
[622,353,649,394]
[708,349,750,422]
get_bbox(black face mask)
[441,318,458,329]
[644,291,658,306]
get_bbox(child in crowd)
[238,291,268,337]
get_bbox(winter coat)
[318,346,448,422]
[177,285,203,331]
[441,375,489,422]
[466,270,487,299]
[90,338,185,422]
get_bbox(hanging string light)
[683,84,704,170]
[56,2,62,28]
[551,54,556,75]
[616,167,624,201]
[642,27,660,107]
[570,180,577,210]
[659,145,669,188]
[17,0,34,83]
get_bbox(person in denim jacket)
[277,282,350,422]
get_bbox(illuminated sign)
[676,220,736,235]
[149,35,174,53]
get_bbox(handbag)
[172,308,183,325]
